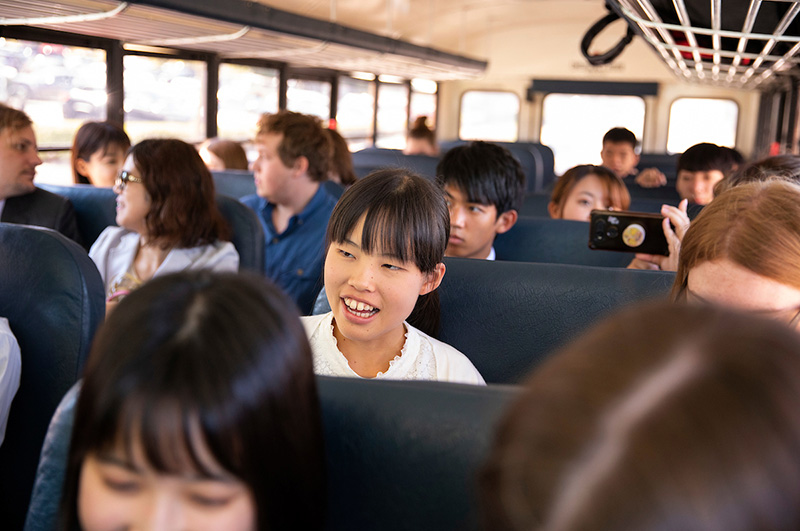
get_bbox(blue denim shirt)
[241,185,338,315]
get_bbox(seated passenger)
[303,169,485,385]
[714,153,800,196]
[90,139,238,312]
[59,271,325,530]
[675,142,735,205]
[240,111,338,315]
[673,180,800,328]
[480,301,800,531]
[600,127,665,187]
[324,128,357,186]
[403,116,439,156]
[0,317,21,447]
[71,121,131,187]
[198,137,249,171]
[548,164,630,222]
[435,141,525,260]
[0,103,81,244]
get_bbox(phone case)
[588,210,669,256]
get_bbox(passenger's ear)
[420,262,446,295]
[494,209,518,234]
[293,155,310,177]
[75,158,89,179]
[547,201,561,219]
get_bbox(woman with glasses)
[672,179,800,328]
[89,138,238,312]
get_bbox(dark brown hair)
[71,121,131,184]
[203,138,249,170]
[59,271,326,531]
[549,164,630,217]
[130,138,230,248]
[481,301,800,531]
[714,154,800,196]
[324,128,357,186]
[256,111,331,182]
[0,103,32,133]
[326,168,449,336]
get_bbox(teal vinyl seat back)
[26,378,519,531]
[438,258,675,384]
[0,224,104,530]
[351,147,441,179]
[39,184,265,272]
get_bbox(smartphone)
[588,210,669,256]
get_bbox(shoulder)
[89,227,134,259]
[408,324,486,385]
[0,318,20,362]
[240,194,264,209]
[301,312,330,338]
[12,187,71,208]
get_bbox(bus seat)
[0,224,104,530]
[493,216,635,267]
[626,181,683,202]
[38,184,265,272]
[351,147,440,179]
[520,192,551,217]
[25,377,519,531]
[211,169,256,198]
[638,152,680,180]
[439,257,675,384]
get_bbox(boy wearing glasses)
[0,103,80,244]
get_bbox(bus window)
[123,55,206,143]
[287,78,331,121]
[218,63,279,140]
[410,78,437,130]
[459,90,519,143]
[376,78,410,149]
[667,98,738,153]
[540,94,645,176]
[337,75,376,152]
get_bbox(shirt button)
[271,237,279,244]
[297,269,304,276]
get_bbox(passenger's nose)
[450,205,466,227]
[348,260,376,292]
[31,151,42,166]
[139,492,182,531]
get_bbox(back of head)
[205,138,249,171]
[549,164,631,215]
[327,168,449,335]
[61,271,326,530]
[481,301,800,531]
[256,111,331,182]
[405,116,438,156]
[324,128,357,186]
[678,142,734,175]
[0,103,32,135]
[435,141,526,213]
[715,154,800,196]
[673,180,800,299]
[130,138,229,247]
[71,121,131,184]
[602,127,637,150]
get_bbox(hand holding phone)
[589,210,670,256]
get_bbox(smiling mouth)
[343,297,379,318]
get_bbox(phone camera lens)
[606,226,619,239]
[593,219,606,241]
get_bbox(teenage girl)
[59,271,326,530]
[548,164,630,221]
[71,121,131,186]
[302,169,485,385]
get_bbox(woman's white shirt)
[0,317,21,447]
[89,226,239,294]
[302,312,485,385]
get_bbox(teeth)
[343,297,377,316]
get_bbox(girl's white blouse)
[302,312,485,385]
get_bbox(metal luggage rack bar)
[612,0,800,89]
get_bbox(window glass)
[459,90,519,143]
[123,55,206,143]
[376,82,409,149]
[540,94,645,176]
[218,63,279,140]
[667,98,738,153]
[287,78,331,121]
[336,76,375,146]
[410,92,437,129]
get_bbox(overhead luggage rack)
[609,0,800,89]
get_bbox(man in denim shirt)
[241,111,338,314]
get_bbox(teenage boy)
[600,127,666,187]
[241,111,337,315]
[675,142,734,206]
[435,141,525,260]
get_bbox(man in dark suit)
[0,104,80,244]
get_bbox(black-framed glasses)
[114,170,143,190]
[686,288,800,327]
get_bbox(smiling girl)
[303,169,484,385]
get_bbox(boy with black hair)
[676,142,735,205]
[601,127,666,187]
[435,141,525,260]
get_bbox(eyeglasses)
[686,288,800,327]
[114,170,143,191]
